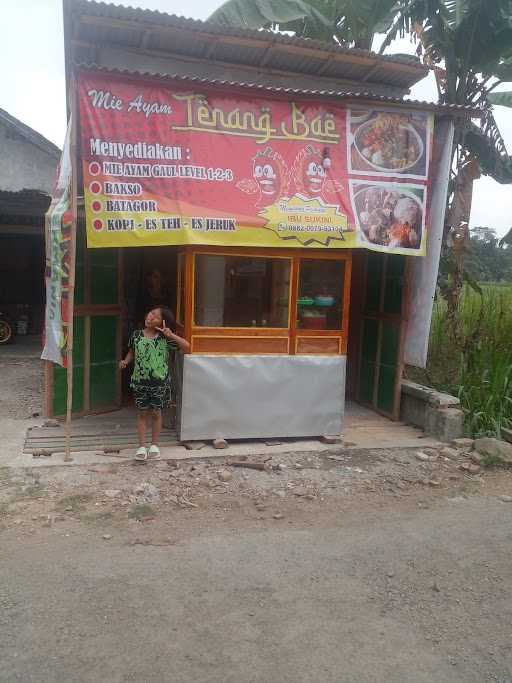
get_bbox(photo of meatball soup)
[351,112,427,175]
[355,186,423,249]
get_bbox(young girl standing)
[119,306,190,461]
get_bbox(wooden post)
[184,247,194,345]
[289,256,299,355]
[64,79,79,462]
[392,256,414,421]
[43,360,54,418]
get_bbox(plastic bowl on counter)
[301,310,327,330]
[314,295,335,307]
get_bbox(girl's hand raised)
[156,320,174,340]
[119,359,128,370]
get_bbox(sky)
[1,0,511,236]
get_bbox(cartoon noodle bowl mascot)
[236,147,289,207]
[292,145,343,202]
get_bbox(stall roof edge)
[0,108,61,159]
[0,189,51,223]
[74,63,481,117]
[63,0,428,94]
[0,189,50,199]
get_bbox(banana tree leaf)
[388,0,511,73]
[209,1,274,27]
[275,0,340,42]
[278,0,397,44]
[332,0,398,47]
[453,0,512,73]
[483,58,512,82]
[209,0,331,32]
[488,92,512,108]
[494,64,512,82]
[464,123,512,184]
[210,0,398,47]
[387,52,422,62]
[296,0,342,22]
[468,31,512,73]
[380,0,455,52]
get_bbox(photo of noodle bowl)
[349,110,430,177]
[352,183,425,250]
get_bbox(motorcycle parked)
[0,310,14,344]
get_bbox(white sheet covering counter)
[178,354,346,441]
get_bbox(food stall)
[42,0,475,446]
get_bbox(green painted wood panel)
[386,253,406,278]
[358,253,405,417]
[377,364,397,414]
[358,317,379,404]
[90,315,118,409]
[364,251,383,312]
[380,322,400,367]
[90,249,118,305]
[383,255,405,315]
[376,322,400,413]
[75,222,86,306]
[361,317,379,361]
[52,316,85,416]
[359,360,376,404]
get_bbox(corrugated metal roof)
[0,109,61,158]
[75,63,481,117]
[0,190,51,221]
[66,0,428,91]
[0,189,50,201]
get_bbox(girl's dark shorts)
[131,380,171,411]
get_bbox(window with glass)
[296,259,345,330]
[194,254,290,328]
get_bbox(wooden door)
[357,251,411,420]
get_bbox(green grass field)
[407,284,512,438]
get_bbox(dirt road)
[1,341,511,681]
[0,337,43,419]
[1,456,512,683]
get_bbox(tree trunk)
[441,155,481,345]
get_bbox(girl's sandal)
[135,446,148,462]
[148,444,160,460]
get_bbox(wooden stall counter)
[177,246,352,357]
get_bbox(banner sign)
[79,73,434,256]
[42,117,73,367]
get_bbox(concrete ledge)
[401,380,464,442]
[401,380,460,408]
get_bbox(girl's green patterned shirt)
[129,330,177,384]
